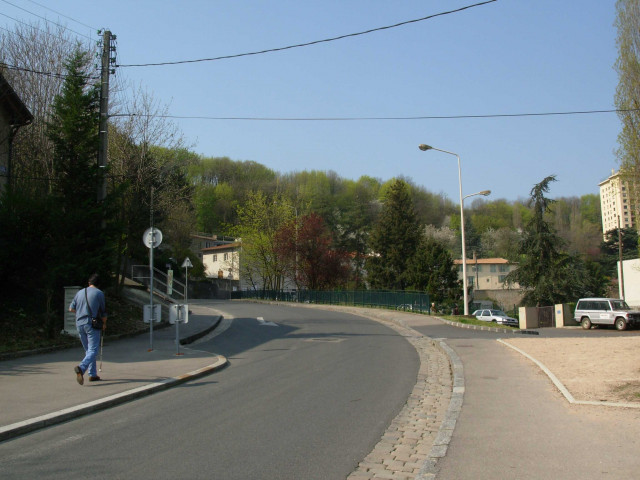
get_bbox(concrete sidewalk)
[0,304,228,442]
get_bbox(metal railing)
[235,289,431,313]
[131,265,187,302]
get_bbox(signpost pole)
[149,233,154,351]
[143,227,163,351]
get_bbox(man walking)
[69,273,107,385]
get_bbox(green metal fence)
[235,289,431,313]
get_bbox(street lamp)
[418,144,490,315]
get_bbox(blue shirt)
[69,287,107,327]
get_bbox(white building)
[599,170,637,236]
[619,258,640,308]
[202,242,241,281]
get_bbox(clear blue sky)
[2,0,621,202]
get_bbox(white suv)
[573,298,640,331]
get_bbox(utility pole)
[97,30,116,205]
[618,215,625,300]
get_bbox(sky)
[1,0,623,203]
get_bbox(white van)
[573,298,640,331]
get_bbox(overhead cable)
[22,0,97,31]
[109,108,639,121]
[0,0,94,40]
[117,0,498,68]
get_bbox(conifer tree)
[505,176,585,305]
[366,179,420,290]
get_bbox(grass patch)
[612,382,640,402]
[438,314,519,329]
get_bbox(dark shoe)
[89,376,101,382]
[74,366,84,385]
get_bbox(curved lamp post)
[418,144,490,315]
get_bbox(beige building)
[454,257,518,290]
[599,169,637,236]
[454,257,523,308]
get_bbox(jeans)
[78,323,101,377]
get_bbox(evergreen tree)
[406,236,461,304]
[505,176,585,306]
[366,179,420,290]
[45,48,112,297]
[599,227,639,276]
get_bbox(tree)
[108,87,193,291]
[505,176,585,306]
[332,176,381,288]
[599,227,639,276]
[367,179,421,290]
[615,0,640,207]
[235,192,294,291]
[276,212,350,290]
[406,236,461,304]
[0,22,88,194]
[2,47,113,336]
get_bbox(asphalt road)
[0,301,419,480]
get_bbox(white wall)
[620,258,640,307]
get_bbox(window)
[224,253,229,261]
[499,265,508,272]
[468,277,475,286]
[490,265,497,273]
[212,254,217,261]
[499,275,507,283]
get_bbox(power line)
[109,108,638,121]
[0,0,94,40]
[117,0,498,68]
[21,0,97,31]
[1,62,99,80]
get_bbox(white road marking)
[257,316,278,327]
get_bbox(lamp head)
[480,190,491,196]
[418,144,432,151]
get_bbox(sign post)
[169,304,189,355]
[182,257,193,303]
[143,227,163,351]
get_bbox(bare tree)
[0,22,94,192]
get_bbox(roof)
[0,72,33,127]
[202,242,242,253]
[453,258,511,265]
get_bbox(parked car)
[573,298,640,331]
[473,309,519,327]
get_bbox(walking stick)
[99,330,104,372]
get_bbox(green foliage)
[367,179,421,290]
[615,0,640,174]
[234,191,295,291]
[599,227,639,275]
[406,236,461,304]
[1,48,113,337]
[505,176,595,306]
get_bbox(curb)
[415,340,464,479]
[0,355,228,442]
[438,318,540,335]
[180,315,224,345]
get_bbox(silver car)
[473,309,519,327]
[573,298,640,331]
